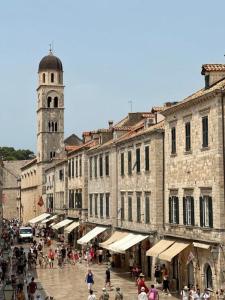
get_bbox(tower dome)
[38,51,63,72]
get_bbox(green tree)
[0,147,34,161]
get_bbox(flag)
[38,196,44,207]
[186,251,195,265]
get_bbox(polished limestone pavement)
[36,261,178,300]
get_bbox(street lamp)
[3,282,14,300]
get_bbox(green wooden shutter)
[191,196,195,226]
[208,196,213,228]
[183,197,186,225]
[169,197,172,223]
[200,196,203,227]
[176,196,179,224]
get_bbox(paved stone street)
[35,259,178,300]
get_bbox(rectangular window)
[136,148,141,173]
[75,190,82,209]
[171,127,176,154]
[145,194,150,224]
[121,195,125,220]
[89,158,92,179]
[68,160,71,178]
[69,190,74,209]
[200,195,213,228]
[145,146,149,171]
[169,196,179,224]
[79,156,82,177]
[76,158,78,177]
[95,194,98,217]
[128,195,132,221]
[99,155,103,177]
[106,193,109,217]
[59,169,64,181]
[202,116,208,148]
[94,156,98,178]
[128,151,132,175]
[89,194,93,216]
[136,194,141,222]
[105,154,109,176]
[185,122,191,152]
[183,196,194,226]
[121,153,124,176]
[71,159,74,178]
[100,194,104,218]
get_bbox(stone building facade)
[2,160,28,220]
[161,64,225,291]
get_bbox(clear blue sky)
[1,0,225,151]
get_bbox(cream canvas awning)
[52,219,73,230]
[64,222,79,233]
[193,242,210,249]
[28,213,50,224]
[146,240,175,257]
[41,215,57,224]
[158,242,190,262]
[99,231,129,249]
[77,226,107,245]
[108,233,148,254]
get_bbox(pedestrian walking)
[28,277,37,300]
[17,284,25,300]
[154,266,161,285]
[181,286,189,300]
[99,249,103,264]
[48,249,54,269]
[85,269,94,291]
[115,287,123,300]
[88,290,96,300]
[105,267,111,289]
[137,274,149,294]
[148,285,159,300]
[138,287,148,300]
[161,264,170,296]
[201,289,211,300]
[99,288,109,300]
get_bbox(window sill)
[184,150,192,155]
[201,226,213,231]
[145,170,150,173]
[169,223,179,227]
[136,172,141,175]
[170,153,177,157]
[201,146,210,151]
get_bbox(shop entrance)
[187,261,194,287]
[172,257,179,291]
[205,264,213,289]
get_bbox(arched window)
[47,97,52,108]
[42,73,45,83]
[51,122,54,132]
[205,264,213,288]
[51,73,54,83]
[55,122,58,132]
[54,97,58,108]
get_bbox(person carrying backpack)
[148,285,159,300]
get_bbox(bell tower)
[36,50,64,163]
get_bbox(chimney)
[108,120,113,129]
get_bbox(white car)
[18,227,33,243]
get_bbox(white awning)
[28,213,50,224]
[41,215,57,224]
[158,242,190,262]
[51,219,73,230]
[193,242,210,249]
[64,222,79,233]
[146,240,175,257]
[108,233,148,254]
[77,226,107,245]
[99,231,129,250]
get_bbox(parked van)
[18,227,33,242]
